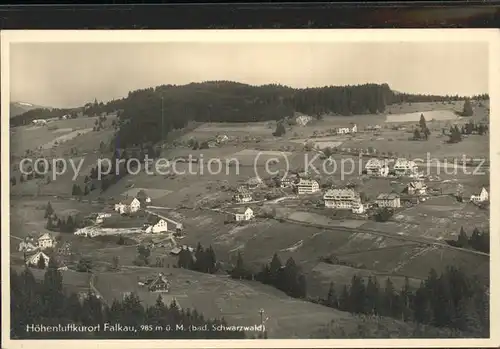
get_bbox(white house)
[114,197,141,214]
[406,181,427,196]
[470,187,489,203]
[296,115,313,126]
[231,207,254,221]
[323,188,361,209]
[336,124,357,134]
[351,202,365,214]
[95,212,112,224]
[296,179,320,194]
[365,158,389,177]
[38,233,55,250]
[376,193,401,208]
[32,119,48,126]
[27,251,50,268]
[144,215,169,234]
[393,158,419,177]
[216,134,229,144]
[234,189,253,203]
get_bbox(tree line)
[11,263,245,339]
[446,227,489,253]
[229,252,307,299]
[177,242,218,274]
[315,266,488,337]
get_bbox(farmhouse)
[296,179,320,194]
[296,115,313,126]
[393,158,418,177]
[230,207,254,222]
[144,215,169,234]
[365,158,389,177]
[140,273,171,293]
[95,212,112,224]
[375,193,401,208]
[234,189,253,203]
[406,181,428,196]
[114,197,141,215]
[336,124,357,134]
[470,187,489,203]
[216,134,229,144]
[280,176,296,188]
[246,177,263,189]
[27,251,50,268]
[323,189,361,210]
[38,233,55,250]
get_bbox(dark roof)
[146,214,161,225]
[136,190,149,200]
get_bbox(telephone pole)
[161,95,164,142]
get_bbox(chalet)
[375,193,401,208]
[38,233,55,250]
[234,190,253,203]
[296,115,313,126]
[246,177,263,189]
[216,134,229,144]
[142,273,170,293]
[280,176,296,188]
[470,187,489,203]
[95,212,112,224]
[296,179,320,194]
[393,158,418,177]
[114,197,141,214]
[406,181,427,196]
[323,189,361,210]
[144,215,168,234]
[230,207,254,222]
[365,158,389,177]
[336,124,357,134]
[27,251,50,268]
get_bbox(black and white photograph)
[1,30,498,347]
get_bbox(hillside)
[10,101,45,118]
[11,81,489,147]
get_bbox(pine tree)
[269,253,282,283]
[326,282,339,308]
[366,276,381,315]
[338,285,350,312]
[462,99,473,116]
[44,202,54,218]
[37,255,46,269]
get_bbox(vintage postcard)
[1,29,498,348]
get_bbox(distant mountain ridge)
[10,101,47,118]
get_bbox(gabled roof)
[376,193,400,200]
[146,214,162,225]
[28,251,49,264]
[297,179,319,186]
[38,233,54,241]
[148,273,170,290]
[408,181,427,189]
[231,207,253,215]
[324,188,359,199]
[120,196,139,205]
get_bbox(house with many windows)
[365,158,389,177]
[144,215,169,234]
[114,197,141,215]
[393,158,418,177]
[375,193,401,208]
[470,187,489,203]
[229,207,254,222]
[296,179,320,194]
[323,188,362,210]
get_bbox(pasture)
[94,266,356,338]
[385,110,458,123]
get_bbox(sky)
[10,41,489,108]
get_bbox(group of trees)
[177,243,218,274]
[460,121,488,136]
[319,267,488,336]
[447,227,489,253]
[11,265,245,339]
[230,252,307,300]
[447,125,463,144]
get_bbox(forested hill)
[11,81,489,147]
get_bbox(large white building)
[470,187,489,203]
[323,188,361,210]
[144,215,169,234]
[296,179,320,194]
[365,158,389,177]
[231,207,255,222]
[336,124,357,134]
[38,233,55,250]
[375,193,401,208]
[114,197,141,215]
[393,158,418,177]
